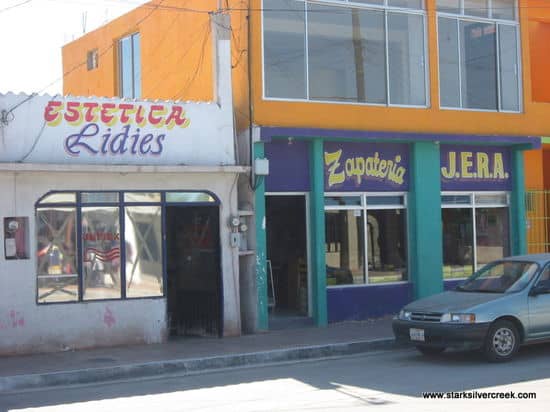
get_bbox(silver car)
[392,254,550,362]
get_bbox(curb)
[0,338,403,394]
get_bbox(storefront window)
[125,206,163,297]
[35,190,219,304]
[476,207,509,267]
[326,210,365,285]
[36,207,78,303]
[325,193,407,286]
[82,207,121,300]
[442,192,510,279]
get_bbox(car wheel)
[484,320,519,362]
[416,346,445,356]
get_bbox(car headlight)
[440,313,476,323]
[399,309,412,321]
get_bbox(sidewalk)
[0,317,402,394]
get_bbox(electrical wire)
[0,0,32,14]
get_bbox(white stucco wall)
[0,165,244,355]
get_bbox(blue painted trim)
[260,127,541,149]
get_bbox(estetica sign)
[0,94,234,165]
[45,100,190,157]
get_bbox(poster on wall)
[324,142,409,191]
[440,145,512,191]
[3,217,30,260]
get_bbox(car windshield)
[457,260,539,293]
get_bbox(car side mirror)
[529,284,550,296]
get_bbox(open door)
[166,205,221,337]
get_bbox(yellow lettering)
[493,153,505,178]
[324,150,345,187]
[477,152,489,178]
[461,152,473,178]
[441,152,457,179]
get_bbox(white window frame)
[436,0,522,113]
[261,0,430,108]
[324,191,408,286]
[441,190,511,279]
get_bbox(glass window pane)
[263,0,306,99]
[38,192,76,204]
[437,0,460,13]
[388,12,426,105]
[366,195,404,206]
[475,193,508,205]
[438,17,461,107]
[166,192,216,203]
[475,207,509,268]
[353,0,384,5]
[124,192,161,203]
[82,207,121,300]
[308,4,387,104]
[492,0,516,20]
[442,208,474,279]
[119,36,133,98]
[37,208,78,303]
[324,196,362,207]
[132,33,141,99]
[82,192,119,204]
[367,209,407,283]
[499,25,520,111]
[125,206,163,298]
[461,21,498,110]
[387,0,424,10]
[442,194,472,205]
[325,210,365,285]
[464,0,489,18]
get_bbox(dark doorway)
[166,206,222,337]
[266,195,309,328]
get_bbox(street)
[1,344,550,412]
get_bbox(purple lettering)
[139,134,154,155]
[64,123,100,156]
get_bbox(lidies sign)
[44,100,190,157]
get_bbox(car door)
[527,264,550,339]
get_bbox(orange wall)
[528,21,550,102]
[247,0,550,138]
[524,149,544,189]
[63,0,217,101]
[64,0,550,138]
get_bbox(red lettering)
[64,101,81,122]
[119,103,134,124]
[101,103,116,124]
[44,101,62,122]
[82,102,99,122]
[165,106,187,128]
[148,105,165,125]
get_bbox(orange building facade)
[63,1,550,330]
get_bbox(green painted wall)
[409,142,444,299]
[511,149,527,255]
[309,139,328,326]
[254,142,269,330]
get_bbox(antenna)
[82,11,87,34]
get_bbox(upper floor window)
[263,0,428,107]
[437,0,520,112]
[118,32,141,99]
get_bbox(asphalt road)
[1,344,550,412]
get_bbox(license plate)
[409,328,425,342]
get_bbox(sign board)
[0,94,234,165]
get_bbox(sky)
[0,0,149,95]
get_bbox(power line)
[0,0,32,14]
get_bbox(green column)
[254,142,268,330]
[510,149,527,255]
[409,142,443,299]
[309,139,328,326]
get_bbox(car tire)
[416,346,445,356]
[483,320,519,362]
